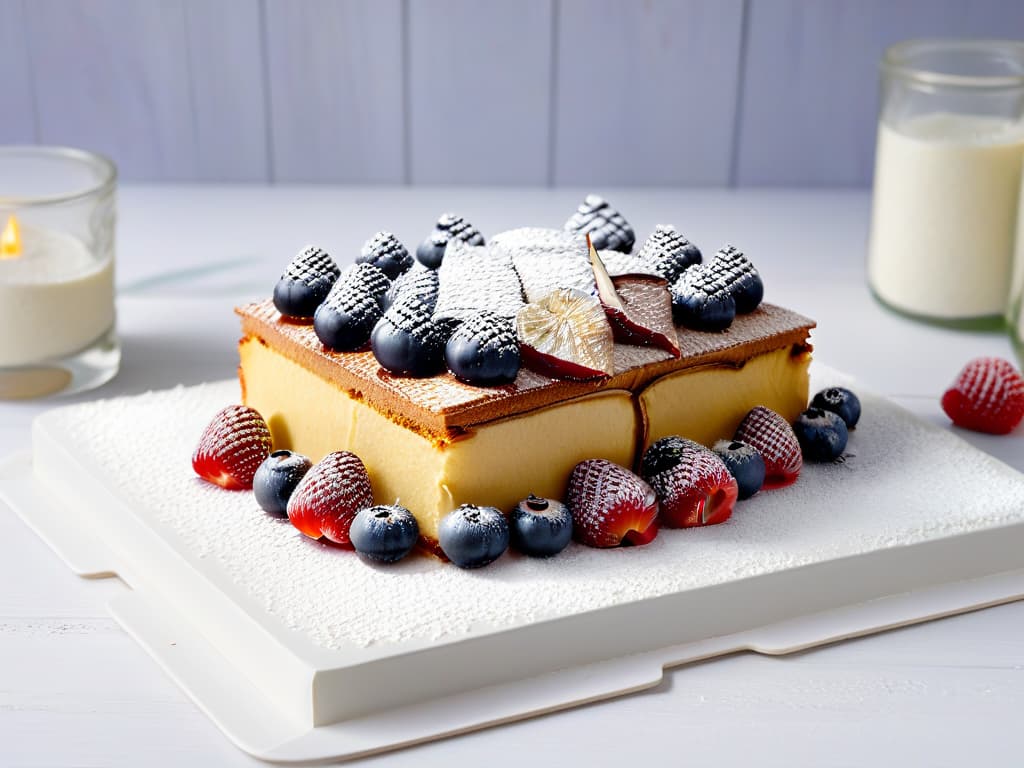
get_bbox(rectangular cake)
[237,299,814,542]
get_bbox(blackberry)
[564,194,635,253]
[314,281,383,352]
[444,310,521,386]
[416,213,485,269]
[640,436,705,479]
[343,262,390,304]
[636,225,701,283]
[357,231,413,280]
[670,264,737,331]
[383,267,440,313]
[715,245,764,314]
[370,295,446,377]
[272,245,341,319]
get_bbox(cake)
[236,200,815,546]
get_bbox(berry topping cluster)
[670,245,764,331]
[267,193,768,385]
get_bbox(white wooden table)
[2,187,1023,766]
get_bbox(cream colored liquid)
[0,230,114,366]
[868,113,1024,319]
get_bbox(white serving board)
[4,366,1024,763]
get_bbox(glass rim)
[882,39,1024,90]
[0,145,118,207]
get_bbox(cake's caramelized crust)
[236,299,814,443]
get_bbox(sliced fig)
[516,288,614,380]
[588,237,680,357]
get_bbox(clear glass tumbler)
[868,39,1024,329]
[0,146,119,399]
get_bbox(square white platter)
[3,365,1024,763]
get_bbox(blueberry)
[349,504,420,564]
[253,450,312,515]
[438,504,509,568]
[811,387,861,429]
[793,408,849,462]
[416,239,447,270]
[712,440,766,500]
[671,289,736,331]
[445,311,520,386]
[510,495,572,557]
[370,306,446,377]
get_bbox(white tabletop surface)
[2,186,1024,767]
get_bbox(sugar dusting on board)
[38,369,1024,651]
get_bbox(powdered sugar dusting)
[734,405,803,482]
[37,368,1024,651]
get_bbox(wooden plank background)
[6,0,1024,185]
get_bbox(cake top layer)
[237,299,815,441]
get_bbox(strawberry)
[941,357,1024,435]
[640,437,738,528]
[734,406,802,488]
[286,451,373,544]
[192,405,273,490]
[566,459,659,548]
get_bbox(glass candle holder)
[868,39,1024,328]
[0,146,119,399]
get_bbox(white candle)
[0,221,115,367]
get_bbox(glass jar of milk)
[868,39,1024,327]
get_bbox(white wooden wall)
[2,0,1022,185]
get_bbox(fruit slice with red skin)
[192,405,273,490]
[566,459,660,548]
[286,451,373,544]
[941,357,1024,435]
[516,287,614,380]
[589,236,680,357]
[734,406,802,488]
[645,449,738,528]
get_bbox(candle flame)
[0,216,21,260]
